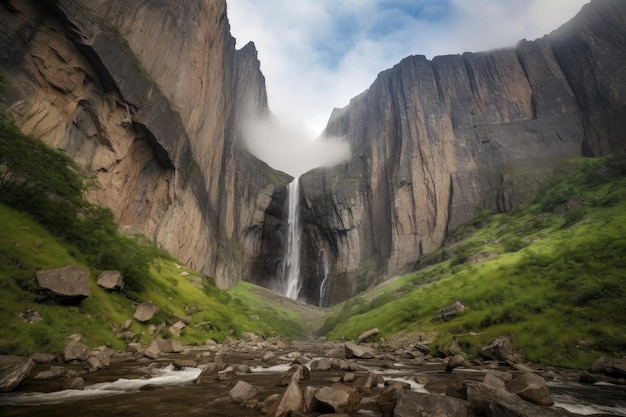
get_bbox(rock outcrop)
[0,0,288,289]
[297,0,626,304]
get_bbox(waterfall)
[318,249,330,307]
[282,177,301,299]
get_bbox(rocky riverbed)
[1,332,625,417]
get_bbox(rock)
[384,380,411,390]
[315,384,362,413]
[229,380,257,403]
[464,381,567,417]
[120,319,133,331]
[302,386,319,412]
[30,353,56,364]
[85,356,103,372]
[479,336,520,364]
[19,308,43,323]
[311,358,332,371]
[356,328,379,344]
[143,341,161,359]
[590,357,626,378]
[96,270,124,290]
[448,340,463,356]
[173,359,197,369]
[262,351,275,362]
[196,362,224,384]
[344,341,375,359]
[155,338,183,353]
[63,341,89,362]
[35,265,90,303]
[484,372,507,390]
[267,380,304,417]
[217,370,237,381]
[432,301,468,321]
[0,356,36,391]
[393,390,471,417]
[277,365,310,386]
[446,353,469,372]
[62,377,85,390]
[169,320,186,337]
[133,302,159,322]
[506,372,554,406]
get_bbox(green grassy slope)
[321,154,626,369]
[0,202,306,355]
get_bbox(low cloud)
[242,116,351,177]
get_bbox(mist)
[241,116,351,177]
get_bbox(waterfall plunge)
[318,249,330,307]
[282,177,301,299]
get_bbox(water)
[319,248,330,307]
[281,177,301,299]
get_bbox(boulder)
[315,384,362,413]
[30,353,56,364]
[464,381,568,417]
[62,377,85,390]
[267,380,304,417]
[446,353,469,372]
[155,338,183,353]
[356,328,379,344]
[63,341,89,362]
[302,386,319,412]
[310,358,332,371]
[277,365,310,386]
[0,356,36,392]
[169,320,186,337]
[229,380,257,403]
[479,336,521,364]
[36,265,90,303]
[506,372,554,406]
[96,270,124,290]
[173,359,197,369]
[196,362,224,384]
[120,319,133,331]
[344,341,375,359]
[484,373,507,390]
[432,301,468,321]
[133,302,158,322]
[590,357,626,378]
[393,390,471,417]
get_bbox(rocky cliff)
[0,0,289,288]
[297,0,626,305]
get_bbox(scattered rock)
[36,265,90,303]
[432,301,468,321]
[173,359,197,369]
[96,270,124,290]
[590,357,626,378]
[133,302,159,322]
[229,380,257,403]
[267,380,304,417]
[311,358,331,371]
[19,308,43,323]
[62,377,85,390]
[196,362,224,384]
[506,372,554,406]
[63,341,89,362]
[0,356,35,392]
[169,320,186,337]
[30,353,56,364]
[120,320,133,331]
[277,365,310,386]
[393,389,471,417]
[446,353,469,372]
[356,328,379,344]
[479,336,522,364]
[344,342,375,359]
[315,384,361,413]
[483,372,507,390]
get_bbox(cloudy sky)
[227,0,590,176]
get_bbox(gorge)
[1,0,626,308]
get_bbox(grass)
[321,153,626,369]
[0,203,309,355]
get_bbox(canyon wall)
[0,0,288,288]
[298,0,626,305]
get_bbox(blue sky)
[227,0,590,176]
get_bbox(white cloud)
[227,0,590,176]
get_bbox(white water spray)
[282,177,301,299]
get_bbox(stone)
[267,380,304,417]
[262,351,275,362]
[0,356,36,391]
[62,377,85,390]
[479,336,520,364]
[133,302,159,322]
[506,372,554,406]
[432,301,468,321]
[393,390,471,417]
[590,357,626,378]
[86,356,103,372]
[311,358,332,371]
[173,359,197,369]
[446,353,470,372]
[344,341,375,359]
[120,320,133,331]
[96,270,124,290]
[19,308,43,323]
[63,341,89,362]
[315,384,362,413]
[155,338,183,353]
[277,365,310,386]
[356,328,379,344]
[143,341,161,359]
[30,353,56,364]
[484,372,507,390]
[448,340,463,355]
[302,386,319,412]
[229,380,257,403]
[170,320,186,337]
[196,362,224,384]
[36,266,89,302]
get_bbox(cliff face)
[298,0,626,305]
[0,0,289,288]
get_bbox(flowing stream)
[281,177,301,299]
[318,248,330,307]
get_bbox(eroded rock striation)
[297,0,626,304]
[0,0,288,288]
